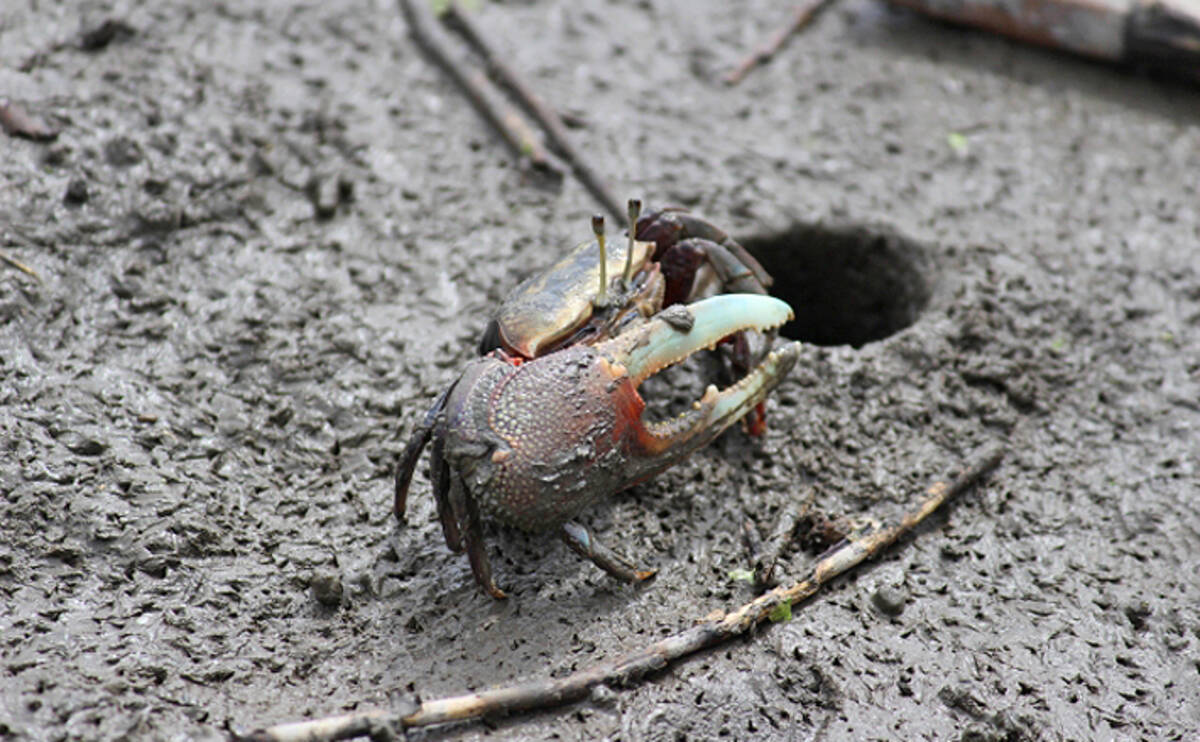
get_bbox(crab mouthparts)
[599,294,799,444]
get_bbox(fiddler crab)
[395,200,801,597]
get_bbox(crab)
[394,202,801,597]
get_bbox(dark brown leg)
[394,385,453,520]
[429,436,463,552]
[692,239,769,296]
[560,521,656,584]
[456,477,506,599]
[636,208,773,291]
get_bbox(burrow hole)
[741,222,936,348]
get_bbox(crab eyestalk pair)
[590,198,644,308]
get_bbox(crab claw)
[464,294,799,533]
[596,293,799,466]
[432,293,799,597]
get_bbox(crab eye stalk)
[592,214,609,306]
[623,198,641,287]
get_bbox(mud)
[2,1,1198,740]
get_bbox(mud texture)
[2,1,1198,740]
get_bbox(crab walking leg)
[561,521,657,583]
[686,238,770,296]
[394,385,453,519]
[429,435,463,552]
[459,476,506,599]
[636,209,773,291]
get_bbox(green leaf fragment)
[728,568,755,583]
[947,131,968,156]
[768,599,793,623]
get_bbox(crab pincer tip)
[616,294,794,383]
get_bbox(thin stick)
[0,249,43,283]
[396,0,564,180]
[724,0,836,86]
[238,445,1005,741]
[441,2,626,224]
[883,0,1200,82]
[754,490,812,589]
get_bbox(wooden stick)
[724,0,836,86]
[0,249,43,283]
[237,444,1005,741]
[885,0,1200,81]
[754,492,811,588]
[396,0,564,180]
[441,2,626,225]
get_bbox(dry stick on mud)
[396,0,565,181]
[0,249,43,283]
[440,1,627,225]
[238,444,1005,742]
[883,0,1200,82]
[724,0,837,86]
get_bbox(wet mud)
[1,1,1198,740]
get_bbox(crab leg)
[636,208,773,291]
[460,480,506,600]
[394,385,453,520]
[561,520,656,584]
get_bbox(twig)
[396,0,564,181]
[0,249,43,283]
[237,444,1005,741]
[754,490,813,589]
[883,0,1200,83]
[441,2,626,225]
[724,0,836,86]
[741,518,765,570]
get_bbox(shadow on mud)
[742,222,935,347]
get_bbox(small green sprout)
[768,599,793,623]
[947,131,968,157]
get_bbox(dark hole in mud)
[741,222,934,348]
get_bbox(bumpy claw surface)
[428,294,799,595]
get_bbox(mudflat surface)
[2,1,1198,740]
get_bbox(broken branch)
[441,1,626,224]
[396,0,564,180]
[0,249,43,283]
[238,444,1005,741]
[724,0,836,86]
